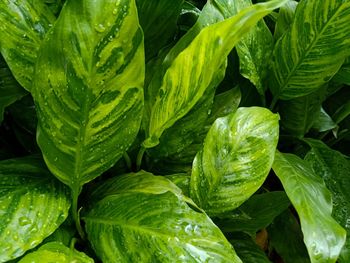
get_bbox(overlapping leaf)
[272,151,346,263]
[190,107,279,216]
[0,0,55,91]
[18,242,94,263]
[0,157,70,262]
[83,172,242,263]
[33,0,145,192]
[304,139,350,262]
[143,0,288,148]
[269,0,350,100]
[274,0,297,39]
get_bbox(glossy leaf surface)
[83,172,242,263]
[269,0,350,100]
[190,107,279,216]
[0,0,55,91]
[143,0,288,148]
[33,0,144,190]
[272,151,346,263]
[18,242,94,263]
[0,157,70,262]
[304,139,350,262]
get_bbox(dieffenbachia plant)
[0,0,350,262]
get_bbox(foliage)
[0,0,349,262]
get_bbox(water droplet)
[13,235,19,241]
[18,216,31,226]
[95,23,106,33]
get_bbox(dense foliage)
[0,0,350,262]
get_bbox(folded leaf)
[0,56,27,123]
[83,172,242,263]
[143,0,288,148]
[0,157,70,262]
[304,139,350,263]
[269,0,350,100]
[18,242,94,263]
[33,0,144,193]
[272,151,346,263]
[0,0,55,91]
[190,107,279,216]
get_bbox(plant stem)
[123,152,132,170]
[136,146,146,171]
[269,96,278,111]
[72,186,85,240]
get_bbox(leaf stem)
[123,152,132,170]
[136,146,146,171]
[71,186,85,240]
[269,96,278,111]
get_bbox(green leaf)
[143,0,288,148]
[304,139,350,263]
[312,108,337,133]
[0,56,28,123]
[33,0,144,191]
[333,101,350,125]
[0,156,71,262]
[0,0,55,91]
[215,191,290,234]
[136,0,184,60]
[231,233,271,263]
[279,91,323,137]
[274,0,297,40]
[190,107,279,216]
[18,242,94,263]
[165,174,191,197]
[83,172,242,263]
[272,151,346,263]
[333,60,350,85]
[269,0,350,100]
[268,210,310,263]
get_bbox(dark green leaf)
[33,0,144,192]
[272,151,346,263]
[268,210,310,263]
[0,156,70,262]
[304,139,350,262]
[0,0,55,91]
[269,0,350,100]
[165,174,191,197]
[83,172,242,263]
[18,242,94,263]
[312,108,337,133]
[190,107,279,216]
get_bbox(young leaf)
[143,0,288,148]
[268,210,310,263]
[83,172,242,263]
[190,107,279,216]
[304,139,350,262]
[33,0,144,192]
[269,0,350,100]
[272,151,346,263]
[18,242,94,263]
[0,56,27,123]
[0,0,55,91]
[0,156,70,262]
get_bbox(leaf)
[143,0,288,148]
[304,139,350,262]
[0,56,28,123]
[215,191,290,234]
[0,156,71,262]
[333,60,350,85]
[231,233,271,263]
[83,172,242,263]
[269,0,350,100]
[272,151,346,263]
[333,101,350,125]
[226,0,274,95]
[279,91,323,137]
[190,107,279,216]
[274,0,298,40]
[268,210,310,263]
[18,242,94,263]
[136,0,184,60]
[0,0,55,91]
[165,174,191,197]
[33,0,145,192]
[312,108,337,133]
